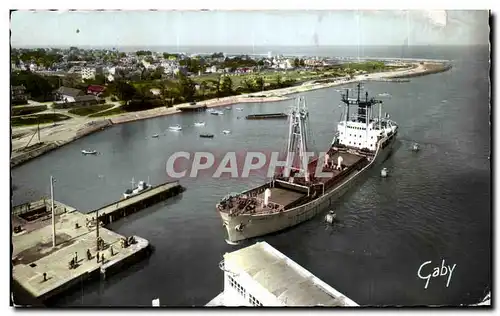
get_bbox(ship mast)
[340,83,382,125]
[285,97,310,182]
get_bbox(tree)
[151,67,164,80]
[11,71,53,102]
[199,81,208,99]
[255,76,264,92]
[220,76,233,96]
[209,78,221,98]
[242,79,254,92]
[293,58,300,68]
[275,74,282,88]
[62,73,81,88]
[115,80,136,103]
[176,73,196,102]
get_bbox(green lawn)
[68,104,114,116]
[11,113,71,127]
[11,105,48,116]
[88,107,126,117]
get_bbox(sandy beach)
[10,61,449,167]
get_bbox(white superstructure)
[333,83,398,153]
[206,241,359,307]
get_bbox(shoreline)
[10,60,451,168]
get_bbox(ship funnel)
[264,188,271,206]
[337,156,344,170]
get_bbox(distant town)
[10,47,410,122]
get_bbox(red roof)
[87,85,106,93]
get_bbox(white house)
[81,67,96,80]
[206,241,359,307]
[107,74,115,82]
[55,86,85,103]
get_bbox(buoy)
[325,211,336,224]
[381,168,388,178]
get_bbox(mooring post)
[50,176,56,248]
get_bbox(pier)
[245,113,288,120]
[88,181,186,225]
[11,180,186,304]
[177,104,207,112]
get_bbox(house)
[54,86,85,103]
[74,95,100,106]
[11,85,29,104]
[53,95,100,109]
[87,85,106,96]
[81,67,96,80]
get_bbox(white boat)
[412,143,420,152]
[169,125,182,131]
[206,241,359,307]
[81,149,97,155]
[211,110,224,116]
[222,130,231,134]
[381,168,388,177]
[152,134,159,138]
[123,178,152,199]
[194,122,206,127]
[236,108,243,111]
[207,108,215,113]
[225,107,232,110]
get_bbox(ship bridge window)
[229,275,246,298]
[249,294,263,306]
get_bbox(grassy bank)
[11,113,71,127]
[11,105,48,116]
[88,107,127,117]
[68,104,114,116]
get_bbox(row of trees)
[11,49,64,68]
[106,71,298,112]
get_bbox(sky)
[10,10,490,48]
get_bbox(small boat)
[123,178,152,199]
[211,110,224,116]
[82,149,97,155]
[381,168,388,178]
[194,122,206,127]
[152,134,159,138]
[412,143,420,152]
[325,211,337,224]
[225,107,232,110]
[236,108,243,111]
[222,130,231,135]
[200,133,214,138]
[207,108,215,113]
[169,125,182,131]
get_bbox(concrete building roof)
[223,241,358,307]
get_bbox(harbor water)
[11,46,490,306]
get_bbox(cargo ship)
[216,83,398,244]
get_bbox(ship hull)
[219,134,396,243]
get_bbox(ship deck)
[218,149,367,217]
[256,188,305,209]
[326,149,364,167]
